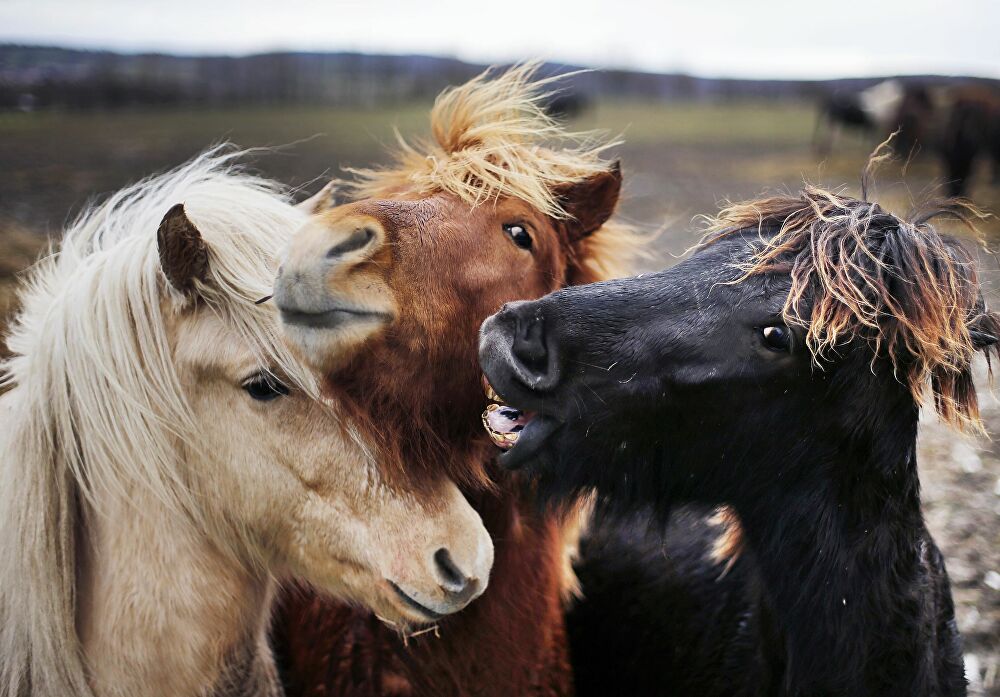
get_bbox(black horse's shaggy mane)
[701,162,1000,432]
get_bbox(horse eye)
[242,373,290,401]
[503,223,533,250]
[760,325,791,352]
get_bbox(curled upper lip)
[482,365,557,421]
[279,306,392,329]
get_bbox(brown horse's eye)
[503,223,533,250]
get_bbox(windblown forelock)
[701,185,999,433]
[346,62,618,220]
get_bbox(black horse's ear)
[970,329,998,350]
[157,203,209,296]
[556,161,622,242]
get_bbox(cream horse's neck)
[77,485,281,697]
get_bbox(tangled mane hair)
[349,61,638,282]
[0,148,316,696]
[701,150,1000,433]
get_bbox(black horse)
[479,185,998,696]
[813,92,876,155]
[941,86,1000,197]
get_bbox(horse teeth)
[481,375,506,404]
[481,404,518,450]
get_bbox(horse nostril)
[511,313,548,373]
[434,548,470,595]
[326,227,376,259]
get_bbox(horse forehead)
[349,195,453,230]
[672,243,787,306]
[172,310,258,376]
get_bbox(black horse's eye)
[242,373,290,402]
[760,325,791,352]
[503,223,533,250]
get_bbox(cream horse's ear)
[296,179,339,215]
[157,203,209,296]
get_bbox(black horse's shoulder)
[568,506,778,697]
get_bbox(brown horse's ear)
[557,161,622,242]
[157,203,209,296]
[297,179,339,215]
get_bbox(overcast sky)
[2,0,998,80]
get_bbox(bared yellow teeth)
[482,403,519,449]
[482,375,505,404]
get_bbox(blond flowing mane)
[350,62,638,281]
[700,180,999,433]
[0,148,312,696]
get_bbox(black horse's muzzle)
[478,300,567,470]
[479,300,561,396]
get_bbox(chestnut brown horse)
[270,64,635,696]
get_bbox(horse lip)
[481,352,559,418]
[387,581,446,621]
[498,414,561,471]
[480,373,563,470]
[280,306,391,330]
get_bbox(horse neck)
[732,414,963,696]
[77,483,280,697]
[406,465,573,694]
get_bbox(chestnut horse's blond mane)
[349,62,637,281]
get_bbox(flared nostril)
[511,313,548,374]
[434,548,471,595]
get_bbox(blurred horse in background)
[939,85,1000,196]
[813,79,903,155]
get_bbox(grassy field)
[4,100,998,244]
[2,100,999,692]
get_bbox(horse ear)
[556,161,622,242]
[297,179,339,215]
[968,308,1000,352]
[157,203,209,296]
[971,329,999,350]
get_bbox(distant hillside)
[2,44,997,111]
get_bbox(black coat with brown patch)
[479,188,989,696]
[567,503,964,697]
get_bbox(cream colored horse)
[0,150,493,697]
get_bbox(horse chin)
[497,415,562,471]
[301,561,468,630]
[279,314,389,374]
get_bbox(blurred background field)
[2,78,999,693]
